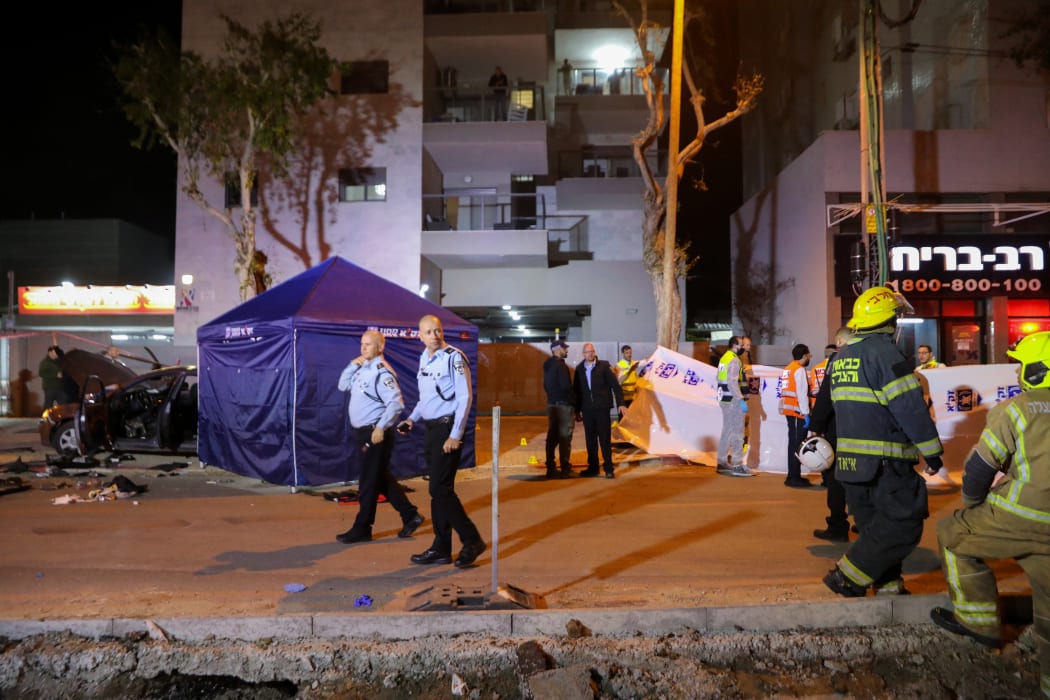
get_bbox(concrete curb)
[0,594,951,643]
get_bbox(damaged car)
[40,350,198,456]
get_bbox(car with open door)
[38,349,140,454]
[75,365,198,457]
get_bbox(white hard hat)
[796,436,835,472]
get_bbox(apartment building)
[174,0,673,346]
[730,0,1050,364]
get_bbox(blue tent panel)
[197,257,478,486]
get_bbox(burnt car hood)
[59,349,138,390]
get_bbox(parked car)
[39,362,198,457]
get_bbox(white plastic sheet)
[614,346,1019,473]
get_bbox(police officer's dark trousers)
[424,419,481,554]
[839,459,928,588]
[352,426,417,532]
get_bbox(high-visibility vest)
[808,358,829,407]
[717,349,747,401]
[779,360,808,418]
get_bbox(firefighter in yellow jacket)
[931,331,1050,693]
[824,286,944,597]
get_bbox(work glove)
[803,415,811,430]
[739,400,749,414]
[924,455,943,476]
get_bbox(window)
[340,60,389,94]
[224,174,258,209]
[339,168,386,202]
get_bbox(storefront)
[834,233,1050,365]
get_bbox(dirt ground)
[1,623,1042,699]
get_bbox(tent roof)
[200,256,473,331]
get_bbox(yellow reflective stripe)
[838,438,921,459]
[838,556,872,586]
[987,493,1050,524]
[980,429,1009,463]
[1011,405,1031,483]
[943,550,1001,627]
[915,437,941,454]
[831,387,881,404]
[883,373,920,400]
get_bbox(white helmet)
[796,436,835,472]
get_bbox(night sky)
[1,2,182,239]
[1,1,737,325]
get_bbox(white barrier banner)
[615,345,1020,473]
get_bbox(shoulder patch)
[382,374,397,390]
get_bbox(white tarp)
[614,345,1020,473]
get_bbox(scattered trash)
[451,672,467,696]
[145,619,170,641]
[0,476,31,496]
[283,583,307,593]
[354,595,373,608]
[51,494,82,505]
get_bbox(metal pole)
[662,0,684,347]
[490,403,500,595]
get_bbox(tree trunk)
[652,270,682,350]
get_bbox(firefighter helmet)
[796,436,835,472]
[1007,331,1050,391]
[848,286,912,330]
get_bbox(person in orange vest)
[808,344,836,408]
[779,344,814,488]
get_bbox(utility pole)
[662,0,684,347]
[858,0,889,289]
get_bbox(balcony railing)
[557,66,661,97]
[422,192,587,252]
[425,85,547,123]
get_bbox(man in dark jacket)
[573,343,625,478]
[808,327,854,542]
[543,340,575,479]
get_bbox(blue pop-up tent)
[196,256,478,487]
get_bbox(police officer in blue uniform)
[398,315,486,568]
[335,330,424,544]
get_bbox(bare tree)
[616,1,762,350]
[115,13,341,300]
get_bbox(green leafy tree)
[615,0,762,350]
[114,13,341,299]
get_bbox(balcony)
[421,192,588,269]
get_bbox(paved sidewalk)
[0,416,1026,641]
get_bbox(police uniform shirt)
[338,356,403,429]
[407,344,472,440]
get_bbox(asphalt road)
[0,416,1028,622]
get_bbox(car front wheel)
[51,422,80,456]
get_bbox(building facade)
[174,0,674,346]
[730,0,1050,364]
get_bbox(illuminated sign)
[18,285,176,315]
[834,234,1050,298]
[885,235,1048,298]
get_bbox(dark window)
[340,61,389,94]
[224,174,258,209]
[339,168,387,202]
